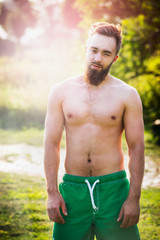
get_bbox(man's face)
[84,33,118,86]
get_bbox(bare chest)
[62,87,125,127]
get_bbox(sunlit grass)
[139,188,160,239]
[0,172,52,240]
[0,128,159,159]
[0,49,84,130]
[0,128,66,148]
[0,82,49,111]
[144,128,160,165]
[0,171,159,240]
[122,129,160,165]
[0,128,44,146]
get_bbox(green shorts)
[53,170,140,240]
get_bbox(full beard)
[84,62,113,86]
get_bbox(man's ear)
[113,55,118,63]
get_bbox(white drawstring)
[85,179,100,210]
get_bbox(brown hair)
[88,22,122,54]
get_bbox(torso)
[60,74,130,176]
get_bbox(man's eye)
[91,50,97,53]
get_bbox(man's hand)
[47,192,67,224]
[117,197,140,228]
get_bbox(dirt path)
[0,144,159,188]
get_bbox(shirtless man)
[44,22,144,240]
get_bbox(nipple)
[68,113,72,118]
[111,115,116,120]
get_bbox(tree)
[61,0,82,28]
[74,0,160,57]
[0,0,37,54]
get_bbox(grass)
[0,128,66,148]
[0,127,159,154]
[144,129,160,165]
[0,171,159,240]
[0,172,52,240]
[0,128,44,146]
[0,127,159,170]
[139,188,160,239]
[122,129,160,166]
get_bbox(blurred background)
[0,0,159,139]
[0,0,160,239]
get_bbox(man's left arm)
[118,87,145,228]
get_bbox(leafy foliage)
[62,0,82,28]
[0,0,37,39]
[74,0,160,125]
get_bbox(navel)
[111,115,116,120]
[87,153,92,164]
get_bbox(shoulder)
[111,76,132,90]
[110,76,142,112]
[122,83,142,107]
[48,75,81,103]
[111,76,141,103]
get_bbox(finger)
[126,216,135,228]
[55,213,65,224]
[61,199,68,216]
[117,206,124,222]
[47,208,56,221]
[127,216,139,228]
[48,208,65,224]
[54,208,65,224]
[120,216,129,228]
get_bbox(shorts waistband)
[63,170,127,184]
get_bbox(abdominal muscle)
[64,125,125,177]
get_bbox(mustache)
[91,62,103,67]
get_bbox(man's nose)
[94,52,102,63]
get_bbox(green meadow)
[0,171,159,240]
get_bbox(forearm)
[128,144,145,200]
[44,141,60,196]
[117,144,144,228]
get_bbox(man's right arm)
[43,85,67,224]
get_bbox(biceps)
[124,111,144,148]
[44,111,64,146]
